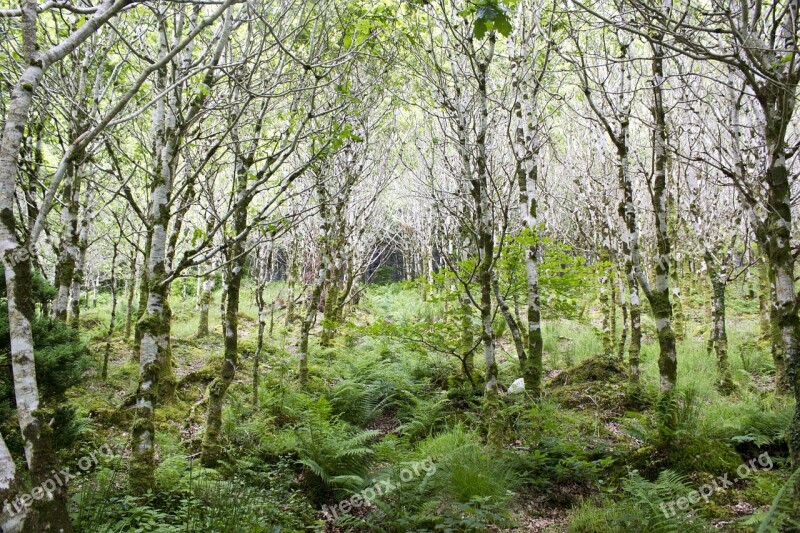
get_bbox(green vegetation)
[17,278,791,532]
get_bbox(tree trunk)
[52,162,82,322]
[201,140,252,465]
[668,192,685,342]
[599,248,613,357]
[253,251,269,408]
[1,254,73,531]
[201,259,241,466]
[196,273,213,337]
[285,241,298,325]
[92,272,99,308]
[762,113,800,465]
[69,211,91,328]
[130,30,176,489]
[617,141,642,391]
[508,20,544,397]
[472,34,499,419]
[219,274,228,335]
[758,257,771,344]
[460,293,475,379]
[493,277,535,389]
[0,431,26,532]
[299,275,325,385]
[646,39,678,433]
[133,228,152,358]
[103,242,119,380]
[706,259,733,393]
[617,270,628,360]
[320,280,339,347]
[124,244,138,340]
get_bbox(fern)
[732,406,793,447]
[753,466,800,533]
[294,398,379,496]
[327,379,395,426]
[397,392,449,440]
[621,470,710,532]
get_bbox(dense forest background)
[1,0,799,531]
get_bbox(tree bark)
[52,162,82,322]
[68,205,91,328]
[492,277,530,386]
[706,258,734,393]
[460,293,475,379]
[201,135,252,466]
[644,36,678,432]
[599,247,614,357]
[253,248,270,408]
[0,0,130,527]
[762,114,800,462]
[124,243,138,340]
[757,257,771,344]
[196,273,213,338]
[130,20,175,491]
[472,34,499,416]
[102,241,119,380]
[285,240,298,326]
[617,269,628,360]
[299,273,325,385]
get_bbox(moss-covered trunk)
[706,259,734,393]
[52,158,82,323]
[616,270,629,361]
[102,241,119,380]
[460,293,475,379]
[196,273,213,338]
[646,39,678,433]
[299,276,325,385]
[124,243,138,340]
[757,257,771,344]
[762,112,800,467]
[130,29,176,490]
[68,205,91,328]
[509,28,544,397]
[201,139,252,465]
[134,228,152,359]
[473,34,499,426]
[599,247,614,357]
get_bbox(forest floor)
[59,282,796,532]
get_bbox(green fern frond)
[756,466,800,533]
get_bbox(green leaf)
[495,13,512,37]
[474,19,488,39]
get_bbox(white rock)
[508,378,525,395]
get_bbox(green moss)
[548,355,625,386]
[666,437,742,475]
[549,380,629,413]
